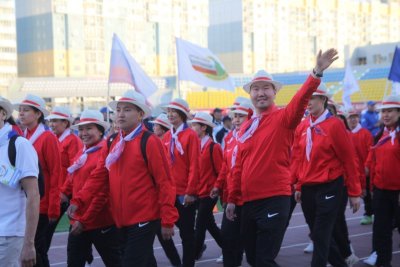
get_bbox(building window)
[358,57,366,65]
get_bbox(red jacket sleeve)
[215,157,228,190]
[43,135,62,219]
[228,146,242,205]
[282,75,321,129]
[147,135,179,228]
[61,174,73,197]
[291,126,303,189]
[331,122,361,197]
[185,132,200,195]
[76,189,110,228]
[70,145,109,211]
[365,150,375,189]
[212,143,223,176]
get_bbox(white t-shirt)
[0,128,39,237]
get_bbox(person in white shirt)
[0,96,40,267]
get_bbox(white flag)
[176,38,235,91]
[392,82,400,96]
[342,61,360,110]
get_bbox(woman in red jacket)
[346,109,374,225]
[292,85,361,267]
[149,113,182,267]
[368,95,400,267]
[61,110,121,267]
[45,106,82,249]
[14,94,62,267]
[189,112,224,260]
[210,99,252,267]
[162,98,200,267]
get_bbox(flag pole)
[106,83,111,122]
[177,78,181,98]
[383,80,390,99]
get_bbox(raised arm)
[282,49,338,129]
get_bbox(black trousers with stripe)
[221,205,243,267]
[300,177,347,267]
[372,188,400,267]
[67,225,122,267]
[175,198,197,267]
[332,186,352,259]
[119,220,158,267]
[241,196,290,267]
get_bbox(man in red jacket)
[225,49,339,267]
[68,90,178,267]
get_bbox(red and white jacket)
[72,129,178,228]
[162,126,200,196]
[26,125,61,219]
[58,132,82,190]
[350,127,373,189]
[228,75,321,205]
[62,140,113,231]
[367,128,400,190]
[214,130,243,205]
[291,115,362,197]
[198,137,223,198]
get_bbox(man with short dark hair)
[226,49,339,266]
[212,108,223,126]
[215,116,232,147]
[361,101,380,136]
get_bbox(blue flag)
[388,46,400,83]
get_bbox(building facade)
[209,0,400,74]
[15,0,208,78]
[0,0,17,95]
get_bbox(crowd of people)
[0,48,399,267]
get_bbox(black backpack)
[8,134,45,198]
[107,130,156,186]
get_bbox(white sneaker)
[363,251,377,266]
[304,242,314,253]
[345,253,359,267]
[215,255,223,264]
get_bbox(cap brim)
[243,80,283,93]
[161,104,191,117]
[229,109,249,116]
[0,102,13,119]
[312,93,333,99]
[376,104,400,110]
[149,120,171,129]
[70,120,110,131]
[45,114,74,123]
[187,119,216,128]
[109,100,151,118]
[13,103,50,117]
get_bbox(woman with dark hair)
[367,95,400,267]
[189,112,223,260]
[60,110,121,267]
[148,113,182,267]
[14,94,62,267]
[210,99,253,267]
[292,84,362,267]
[162,98,200,267]
[333,106,362,265]
[46,106,82,250]
[150,113,171,139]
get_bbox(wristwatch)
[313,68,323,77]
